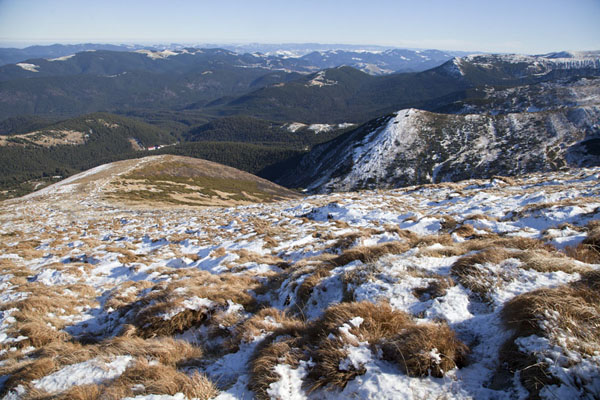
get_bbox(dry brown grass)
[1,358,57,397]
[105,358,218,399]
[132,272,259,337]
[103,280,154,311]
[502,270,600,355]
[97,336,203,366]
[491,175,517,186]
[451,248,513,298]
[330,241,411,267]
[380,323,469,377]
[341,263,380,302]
[232,308,304,348]
[516,249,590,274]
[483,236,555,252]
[415,234,553,259]
[413,276,455,300]
[438,215,459,232]
[453,224,476,238]
[0,284,97,349]
[232,249,289,270]
[294,266,335,313]
[210,247,227,258]
[36,358,218,400]
[249,301,468,397]
[499,271,600,398]
[0,333,205,397]
[308,302,467,390]
[328,229,380,253]
[565,226,600,264]
[250,338,307,400]
[463,213,499,222]
[53,384,103,400]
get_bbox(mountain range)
[0,46,599,198]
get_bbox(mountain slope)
[1,166,599,399]
[0,43,143,66]
[277,105,600,192]
[434,76,600,114]
[26,154,300,207]
[1,51,598,123]
[213,52,600,123]
[0,113,176,198]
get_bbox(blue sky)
[0,0,599,53]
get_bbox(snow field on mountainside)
[0,168,599,399]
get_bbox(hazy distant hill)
[0,43,144,66]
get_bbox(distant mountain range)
[0,46,599,198]
[0,42,470,72]
[274,56,600,191]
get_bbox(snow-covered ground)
[0,167,599,399]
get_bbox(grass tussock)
[249,301,468,397]
[451,248,513,298]
[53,384,102,400]
[0,336,204,397]
[294,266,335,313]
[106,358,218,400]
[2,358,57,396]
[438,215,459,232]
[0,285,97,349]
[230,308,305,349]
[499,271,600,398]
[250,338,307,400]
[327,229,380,253]
[452,224,476,238]
[502,270,600,355]
[132,272,259,337]
[103,280,154,311]
[35,359,218,400]
[330,241,411,267]
[413,276,455,300]
[565,225,600,264]
[516,249,591,274]
[380,323,469,377]
[341,263,380,302]
[232,249,289,270]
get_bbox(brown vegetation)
[249,301,468,398]
[330,241,411,267]
[380,323,469,377]
[413,276,455,300]
[499,271,600,398]
[131,272,259,337]
[451,248,513,298]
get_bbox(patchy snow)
[306,70,338,87]
[135,49,179,59]
[267,361,311,400]
[32,356,133,392]
[47,54,75,62]
[307,124,333,134]
[159,297,215,320]
[15,63,39,72]
[0,163,598,399]
[286,122,307,132]
[123,395,187,400]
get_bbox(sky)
[0,0,599,53]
